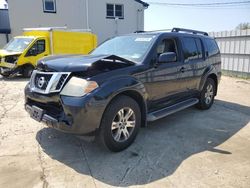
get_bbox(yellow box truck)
[0,27,97,77]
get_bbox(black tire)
[196,78,216,110]
[22,65,34,78]
[99,95,141,152]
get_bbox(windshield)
[3,38,34,52]
[91,35,156,62]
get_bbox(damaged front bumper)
[0,62,18,75]
[24,84,108,135]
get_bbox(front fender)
[96,76,147,103]
[92,76,148,127]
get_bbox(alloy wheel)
[204,84,214,105]
[111,107,136,142]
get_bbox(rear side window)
[182,37,199,62]
[205,38,219,57]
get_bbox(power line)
[146,1,250,7]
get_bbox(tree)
[236,23,250,30]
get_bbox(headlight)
[60,77,99,97]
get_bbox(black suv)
[25,28,221,152]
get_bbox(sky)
[0,0,249,32]
[0,0,7,9]
[144,0,250,32]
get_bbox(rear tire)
[196,78,216,110]
[99,95,141,152]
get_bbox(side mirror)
[158,52,176,63]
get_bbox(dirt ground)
[0,76,249,188]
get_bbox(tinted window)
[106,4,124,19]
[157,39,177,61]
[205,39,219,57]
[115,5,123,17]
[106,4,114,17]
[182,37,199,62]
[43,0,56,13]
[195,38,203,59]
[37,40,45,53]
[26,40,45,56]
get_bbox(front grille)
[27,98,63,118]
[34,73,53,90]
[56,74,68,90]
[30,70,70,94]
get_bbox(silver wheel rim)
[111,107,136,142]
[204,84,214,105]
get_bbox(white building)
[7,0,149,43]
[0,8,10,47]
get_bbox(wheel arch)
[199,65,219,96]
[21,62,34,69]
[21,63,35,77]
[100,89,148,129]
[116,90,147,127]
[207,73,218,96]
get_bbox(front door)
[144,37,186,111]
[24,38,49,67]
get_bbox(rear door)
[180,37,204,95]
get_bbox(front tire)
[22,65,34,78]
[99,95,141,152]
[196,78,216,110]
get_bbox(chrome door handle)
[179,67,185,73]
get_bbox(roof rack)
[134,28,209,36]
[134,30,145,33]
[134,29,172,33]
[172,28,208,36]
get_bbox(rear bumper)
[25,84,108,135]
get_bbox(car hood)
[37,54,135,72]
[0,49,22,57]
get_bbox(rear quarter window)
[205,38,220,57]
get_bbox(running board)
[147,98,199,122]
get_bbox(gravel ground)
[0,76,249,188]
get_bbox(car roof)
[134,31,213,39]
[127,28,215,39]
